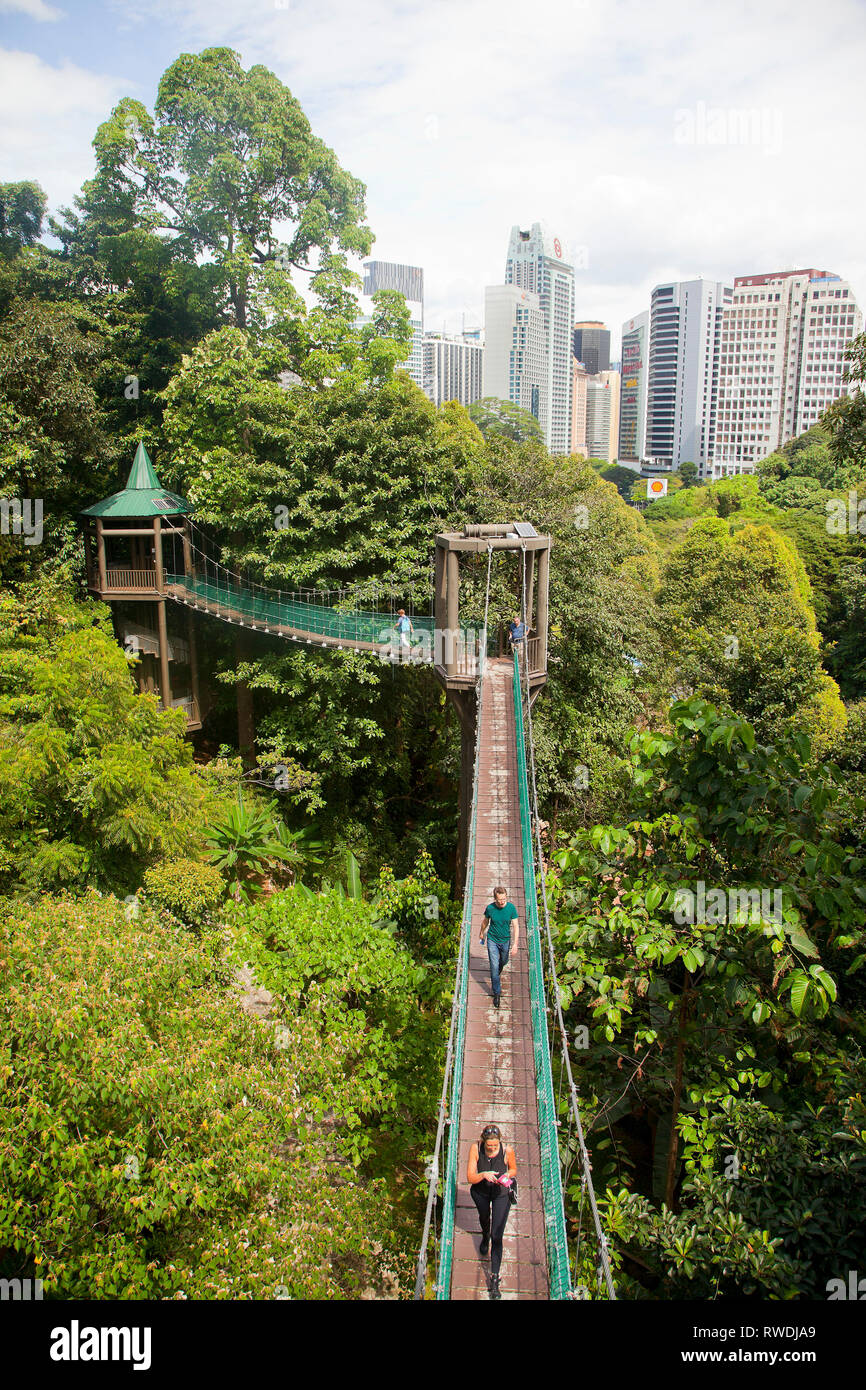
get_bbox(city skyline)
[2,0,865,360]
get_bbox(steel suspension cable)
[518,546,617,1301]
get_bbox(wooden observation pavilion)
[433,523,552,884]
[81,442,202,730]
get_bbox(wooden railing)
[169,694,200,726]
[104,567,157,591]
[121,625,190,664]
[526,635,542,674]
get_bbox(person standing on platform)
[467,1123,517,1299]
[480,886,519,1008]
[507,615,526,649]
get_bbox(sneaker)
[489,1274,501,1300]
[479,1235,490,1258]
[493,994,500,1009]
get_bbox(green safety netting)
[512,652,572,1300]
[166,573,438,645]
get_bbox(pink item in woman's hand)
[497,1175,513,1187]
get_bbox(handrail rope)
[414,543,494,1300]
[183,516,428,614]
[514,550,571,1299]
[517,549,617,1301]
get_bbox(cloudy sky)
[2,0,865,354]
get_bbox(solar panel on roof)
[512,522,538,538]
[151,496,175,510]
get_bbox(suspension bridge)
[81,442,617,1302]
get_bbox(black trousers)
[470,1184,511,1276]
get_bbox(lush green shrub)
[141,858,225,926]
[0,890,409,1298]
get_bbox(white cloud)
[0,49,130,215]
[0,0,63,20]
[11,0,866,352]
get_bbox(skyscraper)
[483,285,546,423]
[645,279,732,472]
[619,311,649,464]
[423,332,484,408]
[361,260,425,390]
[585,371,621,462]
[505,224,575,454]
[571,359,588,455]
[573,321,611,376]
[711,269,863,477]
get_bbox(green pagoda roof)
[81,442,190,519]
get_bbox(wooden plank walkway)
[451,657,549,1301]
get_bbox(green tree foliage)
[599,464,642,501]
[232,884,442,1166]
[658,518,846,750]
[468,396,544,443]
[676,461,698,487]
[0,181,47,258]
[552,697,866,1297]
[0,297,118,565]
[89,48,371,334]
[0,576,224,895]
[822,332,866,473]
[0,890,408,1298]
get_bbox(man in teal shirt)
[481,886,520,1009]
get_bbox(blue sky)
[3,0,866,353]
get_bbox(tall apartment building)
[585,370,621,462]
[711,269,863,478]
[483,285,546,424]
[422,332,484,408]
[361,260,425,390]
[571,359,588,455]
[645,279,732,472]
[504,224,575,454]
[573,321,611,376]
[619,311,649,464]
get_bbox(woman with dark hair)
[467,1123,517,1299]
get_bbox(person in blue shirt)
[480,886,519,1008]
[507,616,526,649]
[395,608,413,660]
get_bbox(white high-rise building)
[505,224,575,454]
[422,333,484,407]
[571,360,589,455]
[645,279,732,473]
[361,260,424,390]
[711,270,863,478]
[619,311,649,464]
[483,285,546,424]
[584,371,621,462]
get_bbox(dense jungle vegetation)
[1,47,865,1299]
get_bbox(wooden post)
[526,549,536,631]
[434,542,446,655]
[445,548,459,677]
[156,598,172,713]
[153,516,164,594]
[83,525,94,587]
[187,609,201,724]
[182,520,193,582]
[95,519,107,593]
[536,543,550,674]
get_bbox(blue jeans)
[487,939,510,996]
